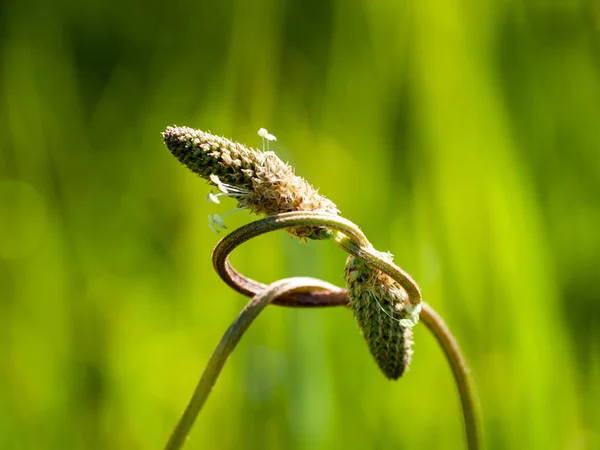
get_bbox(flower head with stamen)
[344,249,419,380]
[163,126,339,239]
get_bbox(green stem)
[164,277,338,450]
[212,212,421,306]
[420,303,483,450]
[210,211,482,449]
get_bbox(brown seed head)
[345,251,416,379]
[163,126,339,239]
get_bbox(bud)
[345,251,418,379]
[163,126,339,239]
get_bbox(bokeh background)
[1,0,599,449]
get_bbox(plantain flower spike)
[163,126,339,239]
[345,250,420,380]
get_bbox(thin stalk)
[210,211,482,449]
[212,211,421,306]
[420,303,482,450]
[164,277,338,450]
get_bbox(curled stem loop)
[166,211,482,450]
[212,211,422,306]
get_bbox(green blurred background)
[1,0,599,448]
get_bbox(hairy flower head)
[345,250,420,379]
[163,126,339,239]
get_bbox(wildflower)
[344,250,418,380]
[163,126,339,239]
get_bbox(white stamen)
[370,291,420,329]
[206,208,244,232]
[398,318,416,328]
[208,215,220,233]
[258,128,276,152]
[400,303,422,328]
[212,214,227,229]
[221,185,247,195]
[209,174,229,194]
[207,192,221,204]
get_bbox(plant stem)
[332,232,421,305]
[420,303,482,450]
[164,277,339,450]
[210,211,482,449]
[212,212,421,306]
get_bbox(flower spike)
[345,250,416,380]
[163,126,339,239]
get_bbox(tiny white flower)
[257,128,269,138]
[265,133,277,142]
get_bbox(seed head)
[345,251,419,379]
[162,126,339,239]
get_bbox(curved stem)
[333,232,421,305]
[420,303,482,450]
[212,211,421,306]
[164,277,339,450]
[210,213,482,450]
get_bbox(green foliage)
[1,0,599,449]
